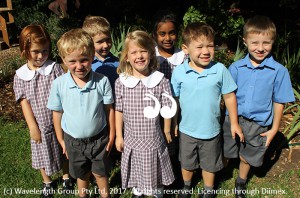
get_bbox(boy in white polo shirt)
[171,22,243,198]
[47,28,115,198]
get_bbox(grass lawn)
[0,117,299,198]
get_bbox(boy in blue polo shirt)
[82,15,119,91]
[171,22,244,198]
[222,15,295,198]
[47,28,115,198]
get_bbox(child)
[171,22,243,198]
[48,0,68,18]
[115,30,175,198]
[222,15,295,198]
[13,24,72,198]
[82,15,119,90]
[152,9,187,189]
[47,28,115,198]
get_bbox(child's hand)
[231,124,244,142]
[164,132,172,143]
[173,124,179,137]
[60,141,68,159]
[106,138,114,154]
[115,136,124,152]
[260,128,277,147]
[30,127,42,144]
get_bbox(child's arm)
[260,102,284,147]
[115,110,124,152]
[52,110,67,157]
[223,92,244,142]
[20,99,41,144]
[164,118,172,143]
[104,104,115,153]
[171,97,180,137]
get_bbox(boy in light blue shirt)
[47,28,115,198]
[223,15,295,198]
[171,22,243,198]
[82,15,119,91]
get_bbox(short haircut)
[117,30,158,75]
[243,15,276,40]
[82,15,111,37]
[182,22,215,46]
[57,28,95,60]
[19,24,51,59]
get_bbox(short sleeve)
[170,68,180,97]
[221,65,237,94]
[273,67,295,103]
[13,74,25,102]
[102,76,114,104]
[47,78,63,111]
[114,78,123,112]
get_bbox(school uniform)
[115,71,175,195]
[13,60,64,176]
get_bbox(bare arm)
[52,110,68,157]
[115,110,124,152]
[20,99,41,143]
[164,118,172,143]
[223,92,244,142]
[260,102,284,147]
[105,104,115,153]
[171,97,180,137]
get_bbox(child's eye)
[159,32,166,37]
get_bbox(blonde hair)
[19,24,51,60]
[182,22,215,46]
[82,15,111,37]
[57,28,95,60]
[243,15,276,40]
[117,30,158,76]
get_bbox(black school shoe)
[177,185,192,198]
[41,182,54,198]
[62,178,75,195]
[235,180,246,198]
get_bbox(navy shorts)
[64,127,109,179]
[223,116,268,167]
[179,132,223,172]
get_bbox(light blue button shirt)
[171,59,237,139]
[47,71,114,138]
[228,54,295,126]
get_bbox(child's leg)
[93,173,109,198]
[77,173,91,197]
[40,168,52,183]
[239,156,251,180]
[202,170,214,187]
[62,159,69,179]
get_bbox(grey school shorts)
[223,116,268,167]
[179,132,223,172]
[64,127,109,179]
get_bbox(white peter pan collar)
[120,71,164,88]
[16,60,56,81]
[155,46,185,65]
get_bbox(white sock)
[132,187,142,196]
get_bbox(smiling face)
[63,49,93,82]
[244,32,274,66]
[182,35,214,71]
[27,42,50,70]
[154,21,177,56]
[93,33,112,60]
[126,40,150,77]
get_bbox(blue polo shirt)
[47,71,114,138]
[171,59,237,139]
[92,52,119,89]
[228,54,295,126]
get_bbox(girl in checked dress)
[115,30,175,198]
[13,25,71,197]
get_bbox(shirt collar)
[155,46,185,65]
[15,60,56,81]
[239,54,275,69]
[92,52,114,63]
[183,59,217,76]
[67,70,95,90]
[119,70,164,88]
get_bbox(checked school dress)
[13,60,64,176]
[115,71,175,195]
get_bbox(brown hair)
[82,15,111,37]
[182,22,215,46]
[117,30,158,76]
[243,15,276,40]
[19,24,51,59]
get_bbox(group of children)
[13,9,295,198]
